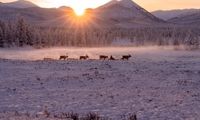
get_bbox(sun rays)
[73,7,86,16]
[64,8,96,28]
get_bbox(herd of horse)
[59,54,132,60]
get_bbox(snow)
[96,0,162,27]
[98,0,142,19]
[0,46,169,60]
[102,0,139,9]
[0,47,200,120]
[117,0,139,9]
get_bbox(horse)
[59,55,68,60]
[121,55,132,60]
[80,55,89,60]
[99,55,109,60]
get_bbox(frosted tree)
[0,28,4,47]
[16,18,30,46]
[0,21,5,47]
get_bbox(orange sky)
[1,0,200,11]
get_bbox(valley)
[0,47,200,120]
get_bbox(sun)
[73,7,85,16]
[66,5,95,28]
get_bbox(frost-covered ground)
[0,47,200,120]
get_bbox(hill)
[95,0,165,27]
[152,9,200,20]
[0,0,165,28]
[0,0,38,8]
[168,12,200,25]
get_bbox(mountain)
[0,6,66,24]
[168,12,200,25]
[95,0,164,27]
[0,0,165,28]
[152,9,200,20]
[0,0,38,8]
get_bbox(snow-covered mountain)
[0,6,66,24]
[95,0,164,27]
[152,9,200,20]
[0,0,38,8]
[168,12,200,25]
[0,0,165,28]
[1,0,200,27]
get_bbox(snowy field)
[0,47,200,120]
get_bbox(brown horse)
[121,55,132,60]
[99,55,109,60]
[59,55,68,60]
[80,55,89,60]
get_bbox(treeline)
[0,18,200,49]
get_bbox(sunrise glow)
[2,0,200,12]
[73,8,85,16]
[65,8,94,28]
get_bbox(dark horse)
[121,55,131,60]
[59,55,68,60]
[80,55,89,60]
[99,55,109,60]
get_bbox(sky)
[1,0,200,12]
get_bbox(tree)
[16,18,30,47]
[0,21,6,47]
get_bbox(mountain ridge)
[152,9,200,20]
[168,12,200,25]
[95,0,165,27]
[0,0,38,8]
[0,0,166,28]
